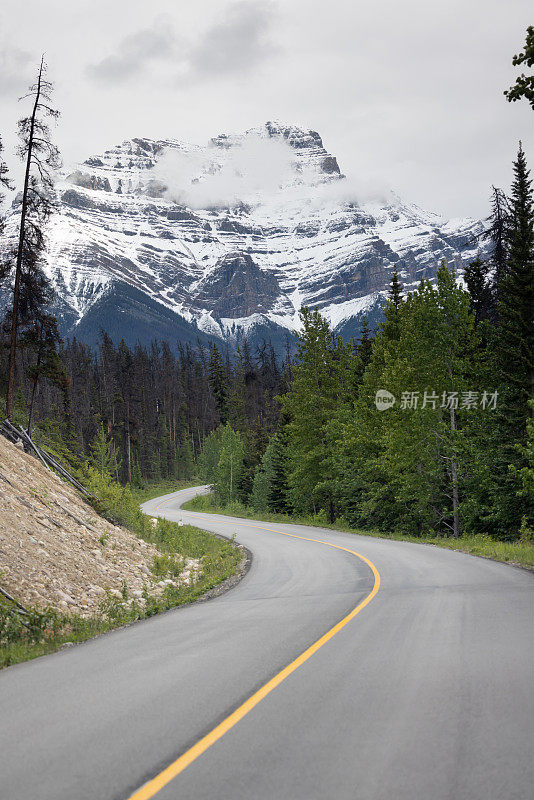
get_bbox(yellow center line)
[128,493,381,800]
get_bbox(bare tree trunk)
[450,405,460,538]
[328,496,335,524]
[6,59,44,421]
[196,421,202,455]
[125,400,132,484]
[112,442,120,481]
[26,334,43,437]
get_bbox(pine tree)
[250,433,285,512]
[267,428,290,513]
[251,463,270,512]
[176,436,194,480]
[389,265,403,310]
[351,316,373,389]
[281,307,349,519]
[504,26,534,111]
[492,144,534,533]
[336,267,483,537]
[484,186,510,301]
[5,59,61,420]
[90,421,117,478]
[383,265,404,340]
[463,255,494,325]
[22,314,69,436]
[496,145,534,421]
[208,344,229,423]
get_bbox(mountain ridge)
[1,122,485,351]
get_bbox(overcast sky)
[1,0,532,219]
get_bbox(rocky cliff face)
[1,122,484,350]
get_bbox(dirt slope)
[0,434,198,616]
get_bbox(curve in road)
[0,485,533,800]
[129,491,380,799]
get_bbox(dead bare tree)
[5,57,61,421]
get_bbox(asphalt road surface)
[1,485,533,800]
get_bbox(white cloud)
[2,0,533,218]
[0,44,34,96]
[87,3,279,87]
[186,1,279,79]
[153,131,389,211]
[87,17,179,84]
[154,134,295,208]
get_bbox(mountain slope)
[2,122,484,349]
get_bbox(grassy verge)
[183,492,534,571]
[1,484,243,669]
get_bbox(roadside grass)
[183,492,534,571]
[1,481,243,670]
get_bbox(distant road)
[1,485,533,800]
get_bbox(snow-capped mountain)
[3,122,484,350]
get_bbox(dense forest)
[1,44,533,543]
[198,143,533,541]
[175,146,533,542]
[1,333,287,488]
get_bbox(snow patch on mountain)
[1,122,485,347]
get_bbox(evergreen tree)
[281,307,350,520]
[382,265,404,341]
[335,266,484,536]
[176,437,195,480]
[5,58,61,420]
[516,400,534,539]
[463,255,494,325]
[484,186,510,302]
[351,316,373,389]
[208,344,229,423]
[267,429,290,513]
[492,144,534,533]
[504,26,534,111]
[388,265,403,311]
[90,421,118,478]
[227,344,247,431]
[250,433,284,512]
[22,314,69,436]
[497,145,534,417]
[251,464,271,512]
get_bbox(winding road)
[1,485,533,800]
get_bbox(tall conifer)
[492,144,534,532]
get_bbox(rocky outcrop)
[67,171,112,192]
[194,252,285,318]
[61,189,96,210]
[322,156,340,174]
